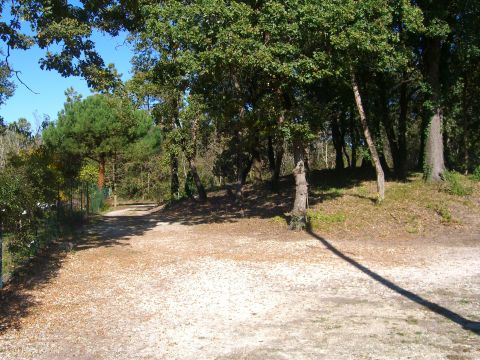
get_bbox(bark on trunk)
[188,157,207,202]
[290,140,308,230]
[424,38,446,181]
[351,71,385,201]
[98,156,106,190]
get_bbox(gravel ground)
[0,205,479,359]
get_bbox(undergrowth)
[442,171,473,196]
[472,166,480,182]
[273,172,479,238]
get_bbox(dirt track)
[0,204,479,359]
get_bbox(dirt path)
[0,204,479,359]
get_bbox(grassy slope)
[304,172,480,239]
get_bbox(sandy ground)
[0,204,479,359]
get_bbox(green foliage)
[472,166,480,182]
[0,56,14,107]
[441,171,473,196]
[44,93,146,161]
[79,163,99,184]
[0,147,60,264]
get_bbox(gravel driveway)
[0,205,479,359]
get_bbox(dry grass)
[306,173,480,239]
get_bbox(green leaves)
[44,92,153,163]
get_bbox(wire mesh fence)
[1,183,109,288]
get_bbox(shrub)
[442,171,473,196]
[472,166,480,182]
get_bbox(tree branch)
[6,45,40,95]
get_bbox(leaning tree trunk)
[424,38,445,181]
[290,140,308,230]
[351,71,385,201]
[187,157,207,202]
[98,156,106,190]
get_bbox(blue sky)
[0,30,134,129]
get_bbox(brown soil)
[0,187,479,359]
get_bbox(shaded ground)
[0,186,479,359]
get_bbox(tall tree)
[44,93,151,189]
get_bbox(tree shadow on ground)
[0,211,161,334]
[307,229,480,335]
[0,169,435,335]
[153,168,377,226]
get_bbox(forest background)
[0,0,480,285]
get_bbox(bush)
[472,166,480,182]
[442,171,473,196]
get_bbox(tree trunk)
[235,153,254,201]
[351,71,385,201]
[290,140,308,230]
[170,154,179,199]
[379,153,390,175]
[187,157,207,202]
[98,156,106,190]
[418,108,428,170]
[350,113,358,169]
[331,113,345,172]
[377,77,404,178]
[424,38,446,181]
[267,136,275,172]
[272,145,284,192]
[380,97,401,177]
[342,142,351,168]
